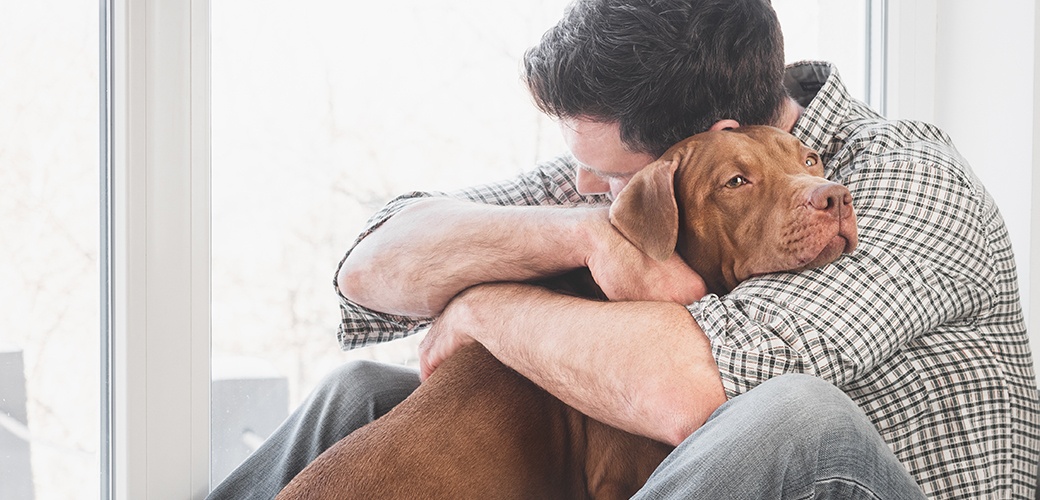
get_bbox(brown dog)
[275,126,857,500]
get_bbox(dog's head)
[609,125,858,295]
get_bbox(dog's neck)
[692,264,738,298]
[702,272,736,297]
[676,235,738,297]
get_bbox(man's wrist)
[570,206,615,269]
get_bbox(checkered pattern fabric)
[334,61,1040,499]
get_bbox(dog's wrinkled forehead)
[675,127,813,181]
[723,127,807,162]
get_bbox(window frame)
[100,0,1040,497]
[102,0,211,497]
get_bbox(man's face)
[559,118,657,199]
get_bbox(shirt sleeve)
[689,145,997,399]
[334,154,609,350]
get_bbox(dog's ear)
[609,158,679,261]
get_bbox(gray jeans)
[207,362,924,500]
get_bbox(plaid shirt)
[334,62,1040,499]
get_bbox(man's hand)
[419,286,482,381]
[417,208,708,381]
[417,281,726,445]
[584,208,707,304]
[339,198,705,320]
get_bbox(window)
[209,0,573,483]
[0,1,100,498]
[85,0,1040,497]
[208,0,875,483]
[774,0,869,103]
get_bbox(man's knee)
[733,374,870,440]
[315,359,418,397]
[300,359,420,428]
[759,373,855,407]
[756,374,890,463]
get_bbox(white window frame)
[100,0,1040,497]
[104,0,211,497]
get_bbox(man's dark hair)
[523,0,787,156]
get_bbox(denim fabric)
[206,360,421,500]
[634,374,925,500]
[208,366,922,500]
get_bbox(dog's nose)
[809,183,852,218]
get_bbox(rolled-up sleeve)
[334,154,609,350]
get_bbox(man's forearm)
[338,199,599,317]
[432,282,727,446]
[339,197,707,318]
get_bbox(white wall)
[1034,0,1040,370]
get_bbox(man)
[209,0,1040,498]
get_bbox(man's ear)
[709,119,740,131]
[609,158,679,261]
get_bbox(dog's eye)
[805,157,817,167]
[725,176,748,189]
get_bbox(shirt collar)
[785,61,853,176]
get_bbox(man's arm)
[338,198,706,317]
[338,199,588,317]
[421,282,726,447]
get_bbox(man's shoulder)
[833,110,981,196]
[831,111,1003,287]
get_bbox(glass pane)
[774,0,869,101]
[210,0,572,484]
[0,1,100,498]
[210,0,873,485]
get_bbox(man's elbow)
[336,253,441,317]
[336,257,371,305]
[648,379,728,447]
